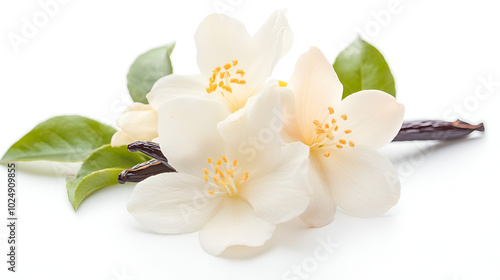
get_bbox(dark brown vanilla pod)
[127,141,169,164]
[118,159,176,184]
[392,120,485,142]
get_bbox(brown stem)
[392,119,484,142]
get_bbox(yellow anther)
[313,120,321,126]
[208,158,212,164]
[237,80,246,85]
[215,165,220,174]
[204,175,208,182]
[326,133,334,140]
[216,159,222,166]
[214,66,221,73]
[325,124,330,129]
[236,69,245,77]
[316,128,325,134]
[344,129,352,134]
[209,76,215,83]
[227,168,234,178]
[224,63,232,70]
[218,170,225,179]
[233,160,238,167]
[334,126,339,131]
[218,81,224,87]
[203,168,209,175]
[331,118,337,124]
[336,144,343,149]
[222,155,227,163]
[349,141,355,147]
[232,60,238,66]
[278,80,287,87]
[208,190,215,195]
[341,114,347,121]
[219,72,225,79]
[206,87,211,93]
[214,176,220,184]
[328,107,334,114]
[324,151,331,158]
[230,78,239,83]
[339,139,347,145]
[243,171,249,181]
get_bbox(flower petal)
[147,74,206,111]
[127,173,222,234]
[110,130,134,147]
[157,96,229,177]
[318,148,401,218]
[239,141,311,224]
[217,86,282,173]
[279,82,302,143]
[288,47,344,145]
[194,13,252,78]
[338,90,405,149]
[116,103,158,141]
[199,198,275,256]
[243,10,293,92]
[299,153,337,227]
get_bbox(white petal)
[147,74,207,111]
[243,10,293,92]
[127,173,222,234]
[157,97,229,177]
[116,103,158,141]
[110,130,134,147]
[240,141,311,224]
[338,90,405,149]
[217,86,282,173]
[318,148,401,218]
[194,14,252,78]
[288,47,344,145]
[199,198,275,256]
[299,153,337,227]
[279,82,302,143]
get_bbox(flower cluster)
[119,10,405,256]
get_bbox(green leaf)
[333,36,396,99]
[66,145,150,210]
[127,42,175,104]
[1,115,116,163]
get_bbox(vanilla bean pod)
[392,119,484,142]
[119,119,485,184]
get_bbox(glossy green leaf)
[127,42,175,104]
[1,115,116,163]
[333,37,396,99]
[66,145,150,210]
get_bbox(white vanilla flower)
[147,10,293,113]
[127,88,311,256]
[111,102,158,147]
[280,47,405,227]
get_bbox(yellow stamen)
[278,80,288,87]
[313,120,321,126]
[344,129,352,134]
[325,124,330,129]
[334,126,339,131]
[326,133,334,140]
[222,155,227,163]
[227,168,234,178]
[208,190,215,195]
[236,69,245,77]
[331,118,337,124]
[224,63,232,70]
[208,158,212,164]
[341,114,347,121]
[243,171,249,181]
[232,60,238,66]
[324,151,331,158]
[336,144,343,149]
[339,139,347,145]
[328,107,334,114]
[203,168,209,175]
[233,160,238,167]
[216,159,222,166]
[349,141,355,147]
[204,175,208,182]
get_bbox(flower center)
[202,155,249,197]
[205,60,247,112]
[310,106,355,158]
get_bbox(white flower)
[147,10,293,113]
[111,102,158,147]
[127,88,311,256]
[280,47,405,227]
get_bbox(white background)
[1,0,499,279]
